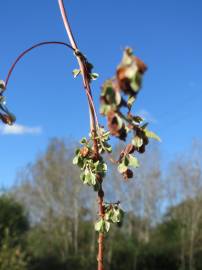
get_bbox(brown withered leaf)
[122,47,147,74]
[122,169,133,180]
[107,111,127,141]
[118,125,127,141]
[80,146,89,157]
[116,67,133,95]
[138,144,146,154]
[136,127,149,145]
[143,136,149,145]
[107,111,120,136]
[136,127,146,139]
[133,56,147,74]
[0,114,13,125]
[116,48,147,95]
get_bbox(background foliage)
[1,138,202,270]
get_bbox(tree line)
[0,138,202,270]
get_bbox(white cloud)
[137,109,157,124]
[0,123,42,135]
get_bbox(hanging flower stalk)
[0,1,160,270]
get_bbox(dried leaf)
[0,80,5,91]
[122,169,133,180]
[80,146,89,157]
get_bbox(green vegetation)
[1,139,202,270]
[0,196,29,270]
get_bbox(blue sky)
[0,0,201,187]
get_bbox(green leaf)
[132,136,143,148]
[118,163,127,173]
[105,85,121,106]
[84,169,96,185]
[128,154,139,168]
[72,155,79,165]
[80,137,87,144]
[94,219,110,233]
[86,61,94,72]
[104,220,110,232]
[105,210,112,221]
[141,122,149,129]
[100,104,111,115]
[102,132,110,141]
[102,162,107,172]
[111,208,121,223]
[130,75,140,92]
[77,157,84,168]
[95,161,107,177]
[90,73,99,80]
[80,172,85,182]
[123,156,129,166]
[72,69,81,78]
[144,129,161,142]
[105,207,124,224]
[95,219,104,232]
[132,115,143,123]
[116,114,123,129]
[104,144,112,153]
[117,209,124,225]
[127,95,136,109]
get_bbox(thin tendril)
[4,41,75,90]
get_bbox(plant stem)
[4,41,74,89]
[57,1,105,270]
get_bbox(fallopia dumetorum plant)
[73,48,161,233]
[0,80,16,125]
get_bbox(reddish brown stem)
[97,193,104,270]
[57,1,105,270]
[4,41,74,89]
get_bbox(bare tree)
[104,143,162,270]
[166,141,202,270]
[14,138,90,259]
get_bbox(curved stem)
[4,41,74,89]
[85,90,100,129]
[58,0,97,134]
[58,1,105,270]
